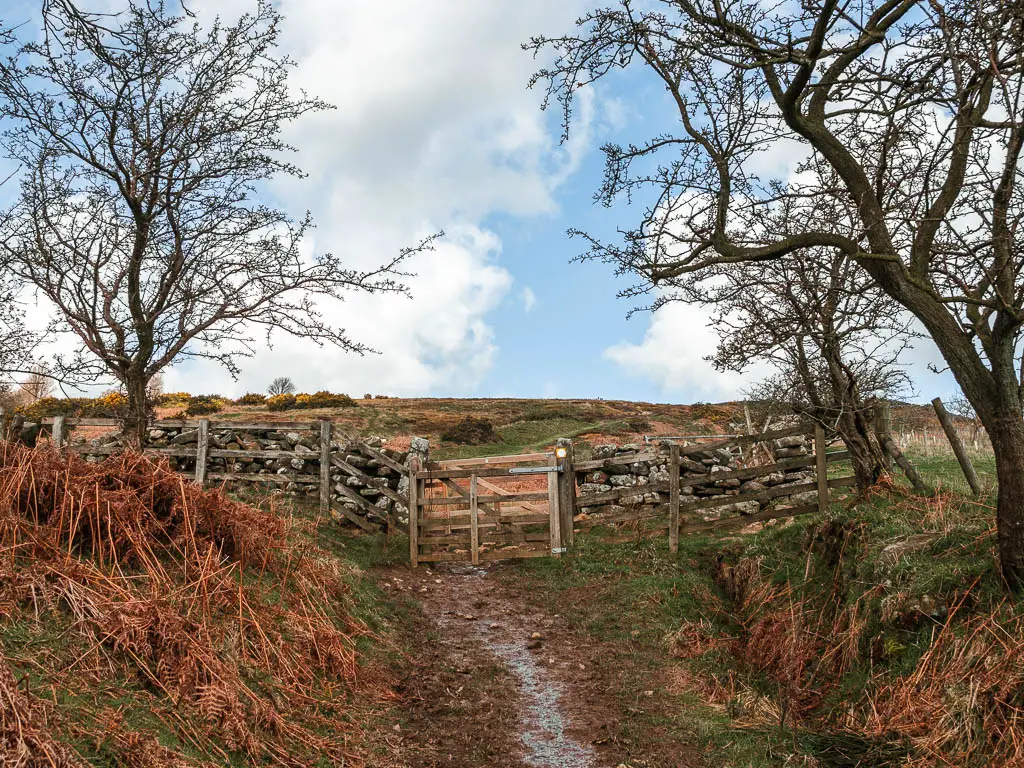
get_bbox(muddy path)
[376,563,702,768]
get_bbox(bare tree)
[267,376,295,396]
[0,1,430,446]
[0,267,39,387]
[710,243,911,492]
[18,365,54,403]
[530,0,1024,586]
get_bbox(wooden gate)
[408,452,568,566]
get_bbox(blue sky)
[0,0,961,404]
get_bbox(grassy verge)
[492,454,1012,767]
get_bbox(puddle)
[424,567,598,768]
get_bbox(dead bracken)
[0,443,380,766]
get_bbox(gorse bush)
[184,395,227,416]
[266,393,297,412]
[266,392,357,411]
[156,391,192,409]
[235,393,266,406]
[17,391,129,420]
[297,391,357,409]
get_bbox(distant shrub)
[156,391,192,409]
[298,391,357,410]
[86,391,129,417]
[17,397,82,420]
[235,392,267,406]
[364,393,373,400]
[441,417,499,445]
[185,395,226,416]
[266,393,297,412]
[18,391,129,420]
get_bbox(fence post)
[319,420,333,517]
[932,397,982,495]
[548,453,563,557]
[408,455,420,568]
[555,438,575,548]
[194,419,210,485]
[52,415,65,449]
[669,442,680,553]
[470,474,480,566]
[814,424,829,515]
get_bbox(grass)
[483,450,1011,767]
[431,416,599,460]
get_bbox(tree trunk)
[987,413,1024,589]
[123,373,150,449]
[839,411,880,489]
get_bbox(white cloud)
[604,302,767,401]
[521,287,538,313]
[18,0,594,397]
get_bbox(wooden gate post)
[52,415,65,449]
[470,475,480,566]
[319,420,333,517]
[669,442,681,553]
[814,424,829,515]
[194,419,210,485]
[555,438,575,548]
[408,455,421,568]
[548,453,563,557]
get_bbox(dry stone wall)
[576,434,817,523]
[71,425,424,527]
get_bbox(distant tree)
[267,377,296,396]
[0,1,429,446]
[18,365,54,403]
[145,372,164,401]
[530,0,1024,586]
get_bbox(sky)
[0,0,962,405]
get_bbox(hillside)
[0,394,1013,767]
[154,396,955,461]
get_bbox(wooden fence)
[2,408,856,565]
[406,424,855,566]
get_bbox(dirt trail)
[380,563,612,768]
[379,562,702,768]
[422,565,598,768]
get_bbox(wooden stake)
[408,456,421,568]
[555,438,575,547]
[932,397,982,495]
[881,435,932,495]
[814,424,829,516]
[548,455,562,557]
[194,419,210,485]
[52,415,65,449]
[470,474,479,566]
[319,420,332,518]
[669,443,680,553]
